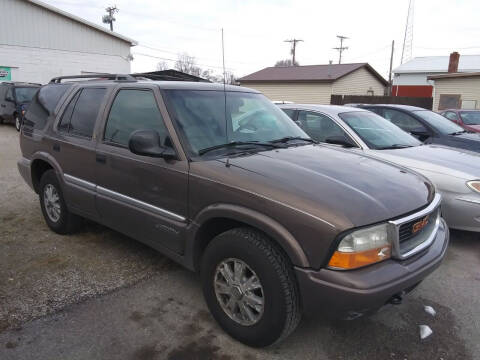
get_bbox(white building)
[0,0,136,84]
[392,53,480,97]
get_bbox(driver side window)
[383,109,427,132]
[104,89,168,147]
[297,111,349,143]
[444,111,458,122]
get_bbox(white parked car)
[279,104,480,232]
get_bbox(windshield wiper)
[377,144,414,150]
[198,141,281,155]
[449,130,467,135]
[269,136,318,144]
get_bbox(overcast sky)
[46,0,480,79]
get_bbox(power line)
[136,43,257,65]
[284,39,303,65]
[333,35,349,64]
[132,52,235,71]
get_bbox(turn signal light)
[328,245,391,270]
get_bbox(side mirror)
[325,135,356,148]
[410,128,430,141]
[128,130,176,159]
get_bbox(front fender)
[186,203,310,269]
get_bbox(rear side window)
[104,89,168,147]
[23,84,72,130]
[58,88,107,138]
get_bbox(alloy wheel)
[214,258,264,326]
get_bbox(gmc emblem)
[412,215,429,234]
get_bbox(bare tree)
[173,52,236,84]
[175,53,201,77]
[156,61,169,71]
[274,59,299,67]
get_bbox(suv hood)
[368,144,480,180]
[210,145,433,228]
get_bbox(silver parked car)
[280,104,480,232]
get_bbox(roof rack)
[49,74,136,84]
[0,81,41,86]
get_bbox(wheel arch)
[187,204,310,271]
[30,152,63,193]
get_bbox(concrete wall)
[240,82,333,104]
[0,0,132,84]
[433,77,480,111]
[332,67,386,96]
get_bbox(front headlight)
[467,180,480,194]
[328,223,391,270]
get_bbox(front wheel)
[15,116,21,131]
[201,227,301,347]
[39,170,81,234]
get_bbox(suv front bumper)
[295,218,449,319]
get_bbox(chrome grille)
[389,194,442,260]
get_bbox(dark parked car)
[351,104,480,153]
[18,75,448,347]
[441,109,480,133]
[0,82,40,131]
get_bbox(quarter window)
[104,89,168,147]
[58,87,106,138]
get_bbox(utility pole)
[388,40,395,95]
[102,5,119,32]
[333,35,349,64]
[284,39,303,65]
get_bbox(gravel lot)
[0,124,479,360]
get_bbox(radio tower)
[401,0,414,64]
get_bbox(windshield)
[14,87,38,103]
[413,110,464,134]
[338,111,421,150]
[460,111,480,125]
[163,90,308,156]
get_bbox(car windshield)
[14,87,38,103]
[460,111,480,125]
[338,111,421,150]
[413,110,464,135]
[163,90,309,156]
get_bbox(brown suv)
[18,74,449,347]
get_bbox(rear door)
[52,86,109,219]
[95,85,188,254]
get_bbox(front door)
[95,86,188,254]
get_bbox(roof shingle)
[238,63,387,84]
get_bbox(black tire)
[39,170,81,234]
[201,227,301,347]
[15,116,21,131]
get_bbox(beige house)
[238,63,387,104]
[428,72,480,111]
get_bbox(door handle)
[53,143,60,152]
[96,153,106,164]
[1,104,5,108]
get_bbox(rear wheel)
[15,115,21,131]
[39,170,81,234]
[201,227,301,347]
